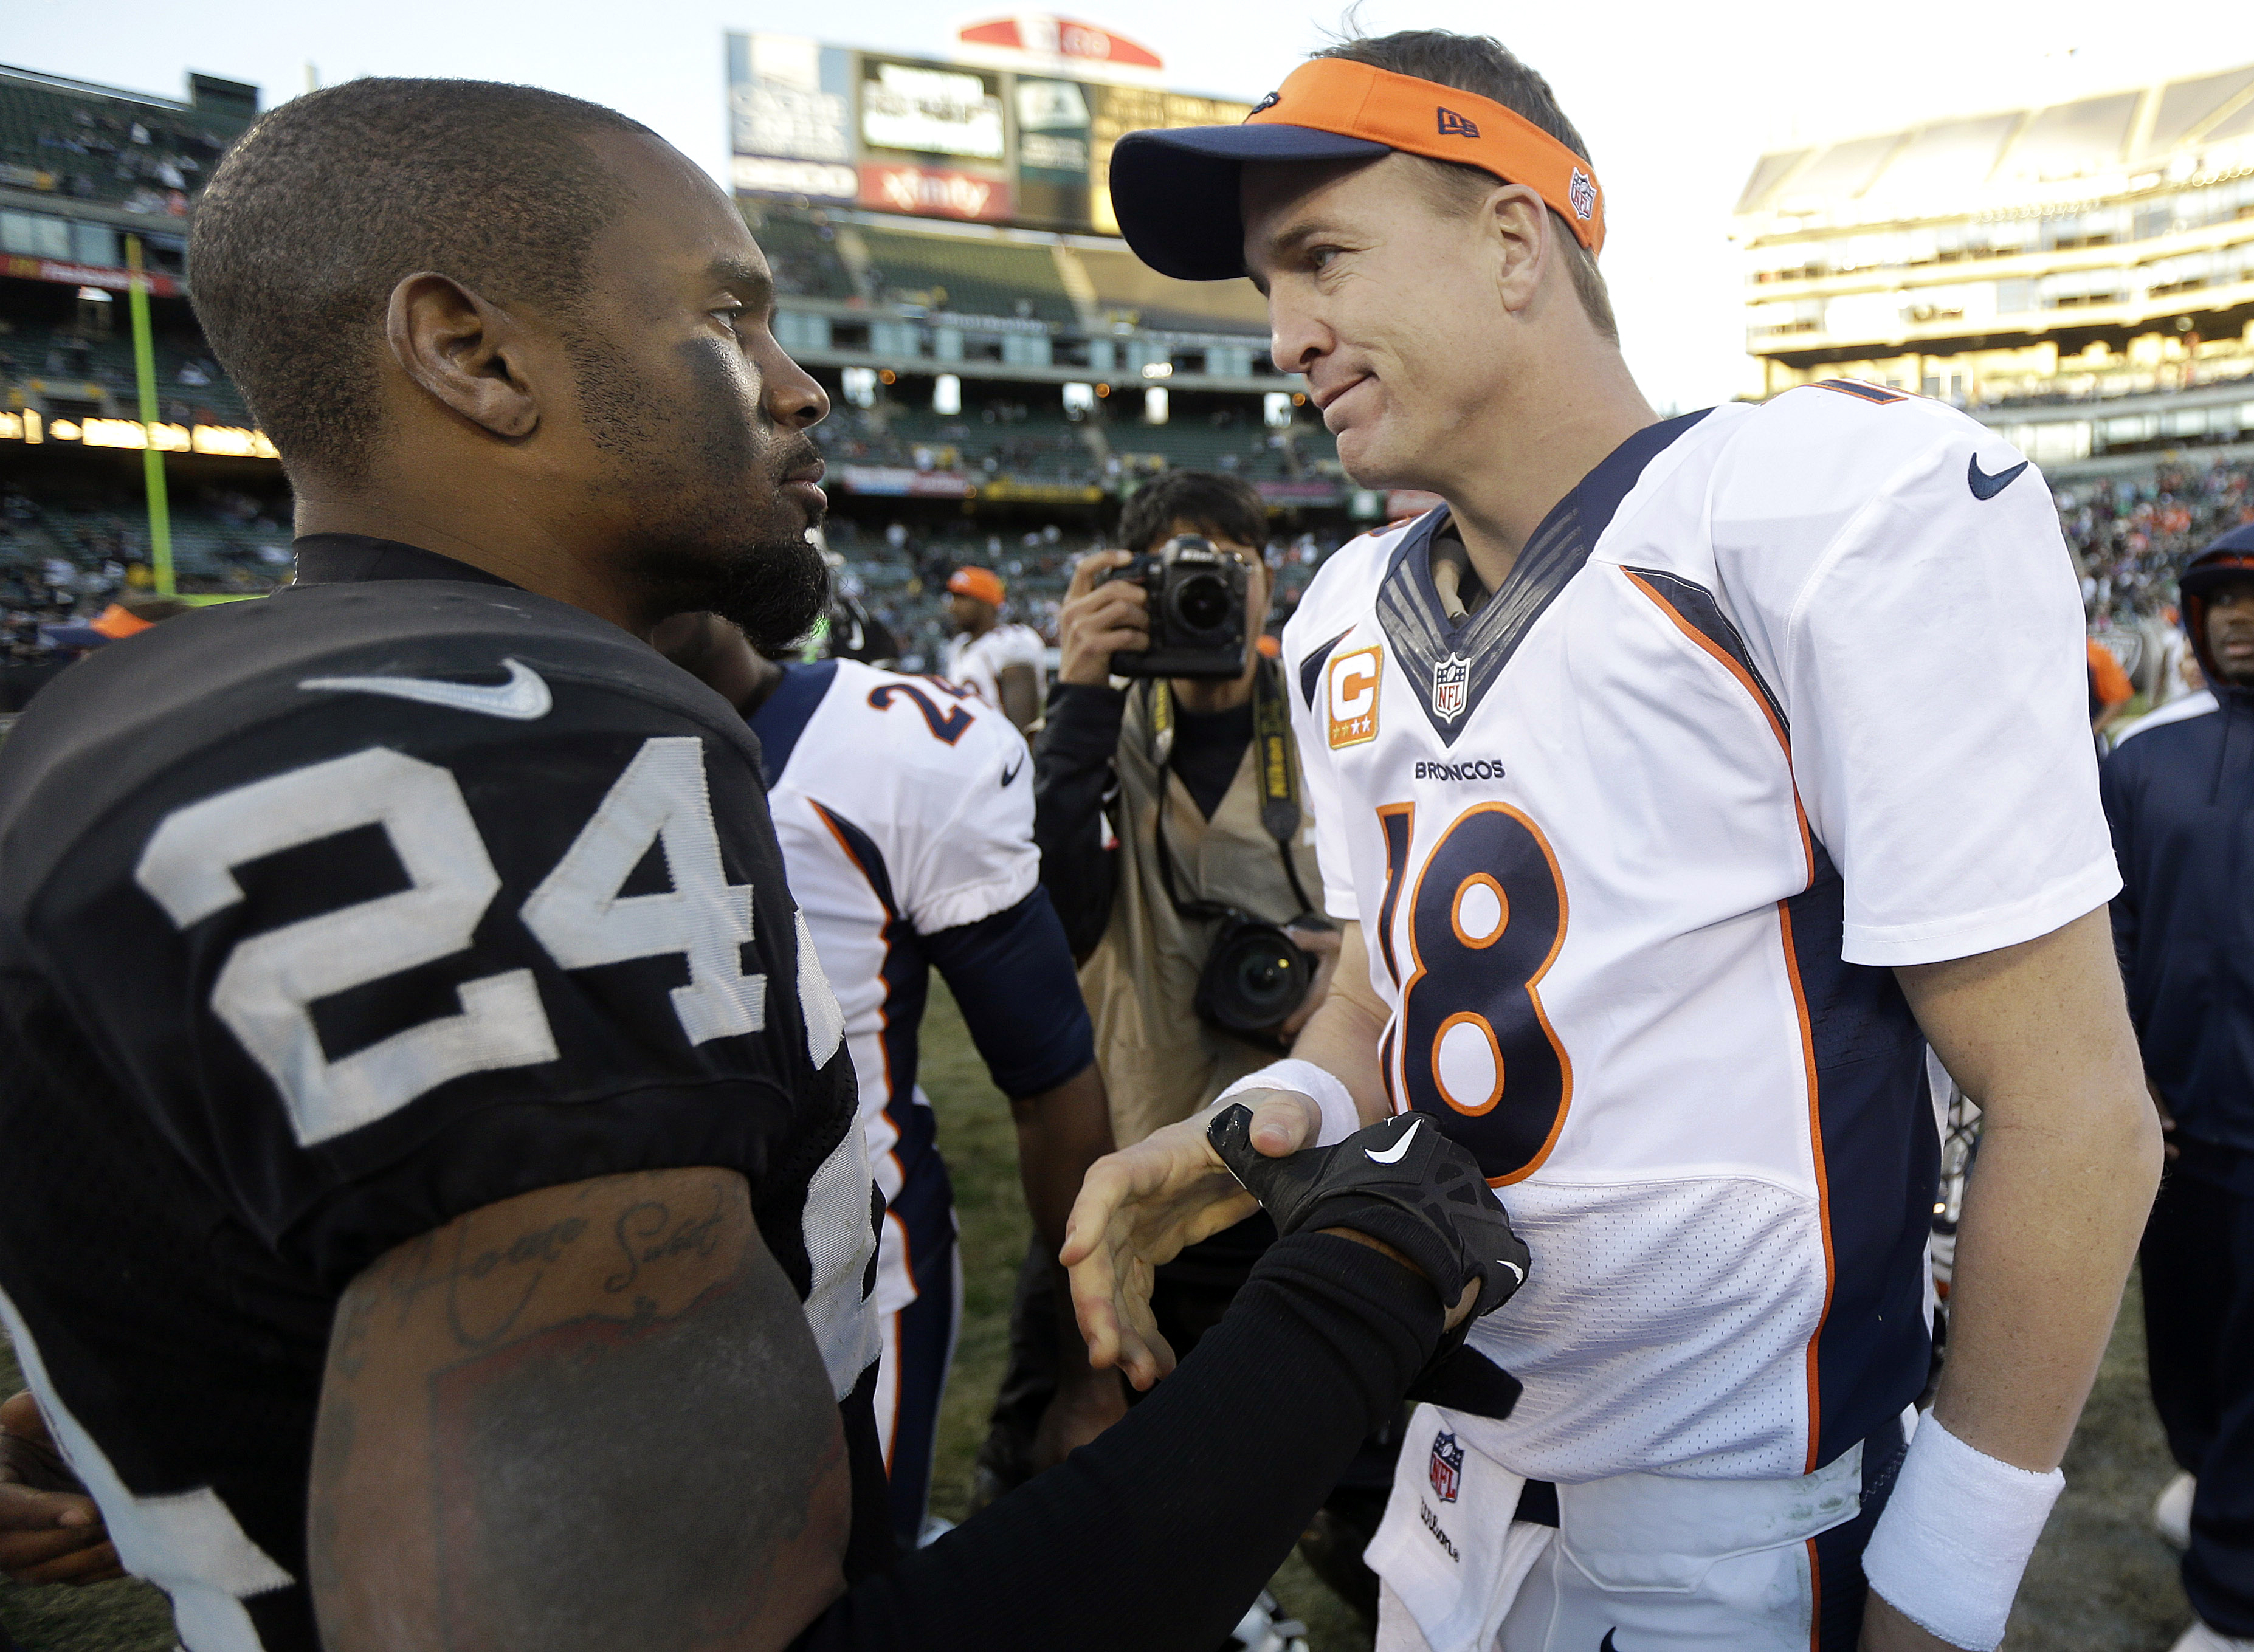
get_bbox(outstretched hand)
[1058,1089,1322,1389]
[0,1389,123,1586]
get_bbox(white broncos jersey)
[943,622,1048,711]
[1282,382,2117,1484]
[748,659,1037,1233]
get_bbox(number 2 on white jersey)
[1378,800,1574,1183]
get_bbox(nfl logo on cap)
[1569,167,1596,222]
[1429,1430,1464,1503]
[1432,653,1470,722]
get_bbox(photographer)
[979,472,1385,1620]
[1037,470,1338,1140]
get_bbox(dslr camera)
[1103,534,1249,679]
[1194,913,1328,1044]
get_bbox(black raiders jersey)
[0,539,886,1651]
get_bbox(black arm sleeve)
[1031,682,1128,960]
[792,1231,1439,1651]
[924,887,1096,1100]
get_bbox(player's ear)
[1486,185,1548,318]
[383,272,542,441]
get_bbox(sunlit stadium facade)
[1735,64,2254,473]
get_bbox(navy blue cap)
[2182,521,2254,596]
[1109,125,1388,282]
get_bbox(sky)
[10,0,2254,411]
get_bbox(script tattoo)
[311,1169,852,1652]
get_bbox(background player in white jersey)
[655,614,1123,1546]
[941,565,1047,734]
[1068,28,2161,1652]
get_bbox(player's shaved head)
[189,79,653,484]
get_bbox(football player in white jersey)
[1068,28,2160,1652]
[656,614,1123,1547]
[942,565,1048,734]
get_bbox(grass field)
[0,981,2203,1650]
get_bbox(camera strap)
[1145,659,1318,923]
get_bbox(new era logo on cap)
[1437,106,1480,139]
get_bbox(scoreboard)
[726,24,1252,235]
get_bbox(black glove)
[1208,1106,1529,1318]
[1209,1106,1531,1419]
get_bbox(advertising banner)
[729,33,855,163]
[860,58,1006,160]
[1013,77,1092,229]
[832,465,979,498]
[858,163,1011,222]
[1,254,179,297]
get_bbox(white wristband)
[1861,1411,2064,1650]
[1214,1059,1362,1148]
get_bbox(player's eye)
[1308,246,1342,271]
[711,302,747,333]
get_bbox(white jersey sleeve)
[1709,390,2118,967]
[891,689,1040,935]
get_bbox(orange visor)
[1107,58,1605,281]
[1244,59,1604,255]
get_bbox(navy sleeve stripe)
[922,887,1095,1100]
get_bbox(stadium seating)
[0,70,246,213]
[1072,244,1269,336]
[1108,413,1294,481]
[744,207,860,303]
[1,318,257,427]
[857,225,1078,325]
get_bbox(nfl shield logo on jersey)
[1432,653,1471,723]
[1429,1429,1464,1502]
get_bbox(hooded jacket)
[2102,524,2254,1170]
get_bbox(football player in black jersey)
[0,77,1515,1652]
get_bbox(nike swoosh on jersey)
[999,757,1024,788]
[297,658,554,720]
[1967,454,2029,501]
[1367,1118,1422,1164]
[1601,1633,1619,1651]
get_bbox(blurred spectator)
[2090,636,2135,740]
[2100,525,2254,1652]
[940,565,1045,733]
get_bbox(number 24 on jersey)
[134,737,777,1149]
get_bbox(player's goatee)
[707,526,831,656]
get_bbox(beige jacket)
[1077,678,1324,1147]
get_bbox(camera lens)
[1170,570,1233,638]
[1200,923,1309,1033]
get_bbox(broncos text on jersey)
[1281,385,2117,1484]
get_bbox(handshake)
[1061,1095,1531,1406]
